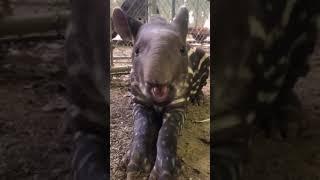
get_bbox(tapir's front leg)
[149,109,185,180]
[126,103,160,179]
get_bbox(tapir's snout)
[137,41,188,104]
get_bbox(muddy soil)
[110,75,211,180]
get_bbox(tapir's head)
[112,7,189,105]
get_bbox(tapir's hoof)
[148,167,177,180]
[125,161,152,180]
[126,171,148,180]
[121,150,131,169]
[127,158,152,174]
[122,149,155,179]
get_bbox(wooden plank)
[111,65,132,74]
[0,11,70,37]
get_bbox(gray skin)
[113,7,190,180]
[213,0,319,179]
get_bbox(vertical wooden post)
[171,0,175,20]
[111,44,114,67]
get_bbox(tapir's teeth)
[151,86,168,98]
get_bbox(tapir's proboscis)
[112,6,210,180]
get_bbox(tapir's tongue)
[151,85,169,102]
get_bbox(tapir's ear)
[172,7,189,40]
[112,8,143,41]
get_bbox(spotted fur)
[187,46,210,104]
[213,0,320,179]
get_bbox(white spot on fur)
[188,67,194,75]
[265,28,282,48]
[188,47,196,57]
[138,83,148,97]
[246,112,256,124]
[197,54,210,70]
[282,0,297,27]
[248,16,267,40]
[133,108,140,118]
[264,66,276,79]
[257,91,278,103]
[134,95,145,103]
[214,114,242,131]
[169,98,186,105]
[165,113,171,119]
[163,118,168,124]
[192,82,198,88]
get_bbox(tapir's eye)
[180,46,186,55]
[134,47,140,56]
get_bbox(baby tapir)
[112,6,210,180]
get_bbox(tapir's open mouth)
[150,85,169,103]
